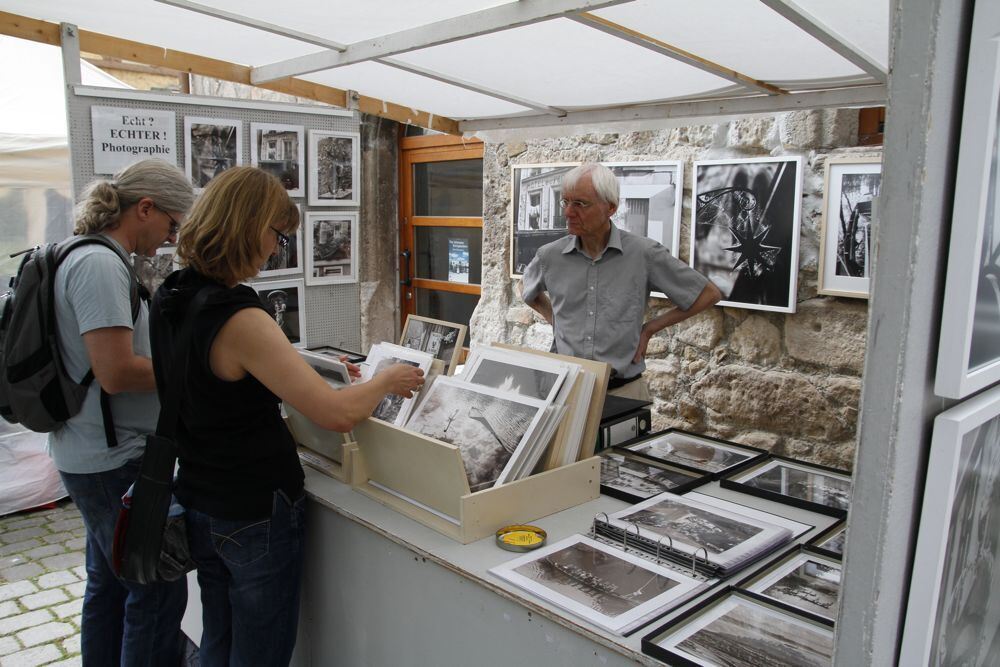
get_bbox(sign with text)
[91,106,177,175]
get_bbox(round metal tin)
[495,524,547,552]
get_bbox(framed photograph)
[308,130,360,207]
[599,450,709,503]
[807,521,846,559]
[935,0,1000,398]
[134,245,179,296]
[252,279,306,347]
[691,156,803,313]
[304,212,357,285]
[404,377,548,491]
[737,546,842,623]
[360,343,434,427]
[183,116,242,191]
[258,204,303,278]
[642,588,834,667]
[721,457,852,517]
[898,383,1000,666]
[490,534,703,635]
[251,122,305,198]
[298,349,352,386]
[307,345,365,365]
[400,315,467,375]
[620,429,767,476]
[510,163,578,277]
[818,157,881,298]
[460,346,569,403]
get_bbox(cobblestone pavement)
[0,499,84,667]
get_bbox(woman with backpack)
[149,166,423,666]
[49,159,195,666]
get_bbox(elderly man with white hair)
[520,162,721,399]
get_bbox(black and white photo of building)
[309,130,359,206]
[305,212,357,285]
[625,433,756,474]
[625,499,764,556]
[511,164,575,275]
[757,557,842,621]
[184,117,241,189]
[835,172,880,279]
[252,123,304,197]
[600,452,699,500]
[739,461,852,511]
[692,157,802,313]
[605,161,682,258]
[402,318,462,363]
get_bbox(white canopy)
[0,0,889,137]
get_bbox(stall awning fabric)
[0,0,889,138]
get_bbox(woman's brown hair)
[176,167,299,285]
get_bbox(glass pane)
[413,159,483,216]
[415,289,479,333]
[415,227,482,284]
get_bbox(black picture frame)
[806,519,847,560]
[598,450,712,503]
[733,544,841,627]
[719,454,852,518]
[617,428,768,479]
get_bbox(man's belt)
[607,373,642,390]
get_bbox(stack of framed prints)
[818,157,881,298]
[360,342,434,427]
[399,315,467,375]
[619,429,767,478]
[599,450,709,503]
[720,457,852,517]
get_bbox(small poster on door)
[449,238,470,283]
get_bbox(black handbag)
[112,287,212,584]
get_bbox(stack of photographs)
[490,535,706,635]
[643,588,834,666]
[360,342,434,427]
[721,457,852,517]
[736,545,842,624]
[399,315,467,376]
[620,430,766,478]
[298,349,353,387]
[599,450,709,503]
[597,492,812,577]
[808,521,846,558]
[403,376,557,491]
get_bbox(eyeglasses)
[559,198,595,210]
[154,205,181,236]
[271,227,290,249]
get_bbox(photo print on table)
[653,592,834,667]
[252,279,305,347]
[623,430,761,474]
[305,212,357,285]
[400,315,467,374]
[600,451,704,502]
[361,343,434,427]
[812,524,846,556]
[490,535,702,634]
[730,459,852,513]
[742,549,842,622]
[251,123,304,198]
[259,204,303,278]
[819,157,881,298]
[692,156,803,313]
[184,116,242,191]
[404,377,547,490]
[308,130,360,207]
[510,163,577,276]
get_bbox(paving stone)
[19,590,68,611]
[0,564,43,583]
[0,602,19,620]
[39,553,84,572]
[0,529,47,546]
[0,582,36,603]
[0,637,19,657]
[22,545,64,561]
[0,610,52,636]
[61,634,80,655]
[1,518,45,532]
[0,542,41,558]
[71,567,86,580]
[69,528,86,538]
[0,643,61,667]
[67,615,81,629]
[41,534,72,546]
[63,537,86,551]
[0,556,26,571]
[36,572,77,590]
[47,519,83,533]
[17,621,74,648]
[64,582,86,599]
[51,599,82,620]
[47,659,82,667]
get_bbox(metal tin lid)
[495,524,547,552]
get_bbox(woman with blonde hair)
[149,166,423,666]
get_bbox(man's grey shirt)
[521,224,709,378]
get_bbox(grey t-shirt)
[47,237,159,473]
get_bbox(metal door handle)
[400,249,412,286]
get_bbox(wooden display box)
[284,405,354,484]
[350,418,600,543]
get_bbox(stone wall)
[471,110,880,470]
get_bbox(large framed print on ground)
[183,116,242,191]
[400,315,467,375]
[258,203,303,278]
[509,163,577,277]
[818,157,881,298]
[720,457,852,517]
[251,122,305,198]
[642,588,834,667]
[691,156,803,313]
[252,279,306,348]
[308,130,360,207]
[736,545,842,624]
[305,212,358,285]
[898,383,1000,666]
[935,0,1000,398]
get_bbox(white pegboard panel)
[66,85,361,351]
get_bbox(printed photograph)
[305,212,357,285]
[692,157,802,313]
[309,130,359,206]
[401,317,464,364]
[467,359,561,401]
[406,379,543,489]
[834,171,880,279]
[815,526,846,555]
[664,595,834,667]
[370,357,421,424]
[510,164,576,275]
[260,205,302,278]
[253,280,305,347]
[134,247,177,295]
[736,461,852,511]
[184,117,242,190]
[600,452,700,500]
[625,432,756,473]
[605,161,683,258]
[748,553,842,621]
[970,86,1000,371]
[622,497,764,556]
[251,123,304,197]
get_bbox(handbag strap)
[155,287,215,439]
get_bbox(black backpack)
[0,235,144,446]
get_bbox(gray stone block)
[52,599,82,620]
[22,545,65,561]
[0,609,52,635]
[17,620,75,647]
[19,589,69,611]
[0,635,21,657]
[0,581,37,603]
[0,644,61,667]
[0,601,19,620]
[0,528,47,545]
[39,552,85,572]
[0,540,42,558]
[0,563,43,583]
[37,571,78,590]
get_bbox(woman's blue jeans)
[185,491,306,667]
[60,459,187,667]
